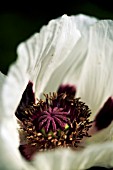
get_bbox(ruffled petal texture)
[0,72,5,90]
[18,14,81,98]
[0,74,32,170]
[2,14,81,118]
[0,72,5,119]
[75,20,113,145]
[1,14,113,170]
[32,142,113,170]
[0,117,32,170]
[0,14,82,170]
[76,20,113,118]
[44,14,97,93]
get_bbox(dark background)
[0,0,113,74]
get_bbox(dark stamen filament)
[16,82,92,160]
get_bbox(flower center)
[34,106,70,133]
[16,82,92,160]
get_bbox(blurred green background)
[0,0,113,75]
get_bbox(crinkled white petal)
[62,15,98,85]
[76,20,113,119]
[0,72,5,119]
[0,119,29,170]
[32,142,113,170]
[0,14,80,170]
[34,15,80,97]
[44,14,98,93]
[18,15,81,98]
[0,108,34,170]
[2,15,113,170]
[0,72,5,88]
[2,60,29,117]
[0,110,35,170]
[84,121,113,145]
[2,14,81,118]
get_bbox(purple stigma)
[35,107,70,133]
[16,82,92,161]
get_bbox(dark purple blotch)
[20,81,35,106]
[57,84,76,96]
[15,82,35,120]
[19,144,36,161]
[95,97,113,130]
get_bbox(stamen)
[16,82,92,160]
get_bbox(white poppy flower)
[1,14,113,170]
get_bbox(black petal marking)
[19,144,36,161]
[57,84,76,97]
[95,97,113,130]
[16,83,92,161]
[21,82,35,106]
[15,82,35,120]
